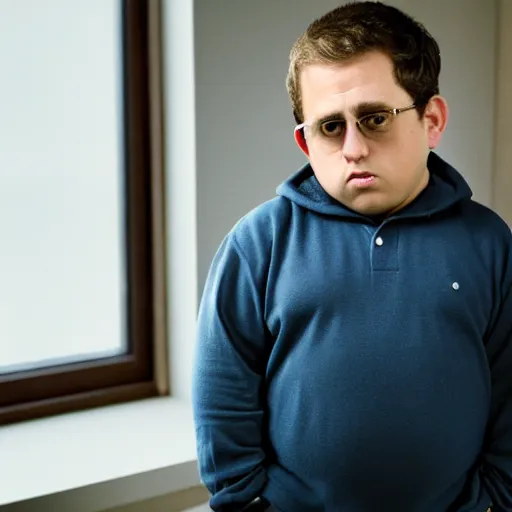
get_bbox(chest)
[265,215,493,341]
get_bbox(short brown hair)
[286,1,441,124]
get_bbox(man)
[192,2,512,511]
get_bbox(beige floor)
[103,486,210,512]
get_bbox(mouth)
[347,172,376,183]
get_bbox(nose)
[342,122,369,162]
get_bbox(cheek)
[393,129,428,164]
[374,137,427,181]
[309,150,347,181]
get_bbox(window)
[0,0,167,424]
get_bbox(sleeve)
[192,233,271,511]
[480,263,512,512]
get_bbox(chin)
[355,206,391,216]
[343,198,392,216]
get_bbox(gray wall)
[195,0,498,294]
[494,0,512,226]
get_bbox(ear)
[424,95,449,149]
[294,126,310,157]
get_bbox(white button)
[452,282,460,290]
[375,237,384,247]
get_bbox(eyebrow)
[314,101,393,125]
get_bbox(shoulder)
[457,199,512,278]
[458,199,511,246]
[229,196,293,255]
[208,197,294,284]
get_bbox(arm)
[481,267,512,512]
[192,233,271,511]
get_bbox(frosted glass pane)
[0,0,125,373]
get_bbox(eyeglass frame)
[294,103,419,142]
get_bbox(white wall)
[164,0,197,402]
[194,0,498,294]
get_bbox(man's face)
[297,51,444,216]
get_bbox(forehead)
[300,51,411,122]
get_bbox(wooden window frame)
[0,0,167,425]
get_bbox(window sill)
[0,397,201,512]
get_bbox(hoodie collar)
[276,152,472,222]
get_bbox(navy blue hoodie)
[192,153,512,512]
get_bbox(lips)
[348,172,375,181]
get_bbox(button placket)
[371,227,399,271]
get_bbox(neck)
[387,168,430,217]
